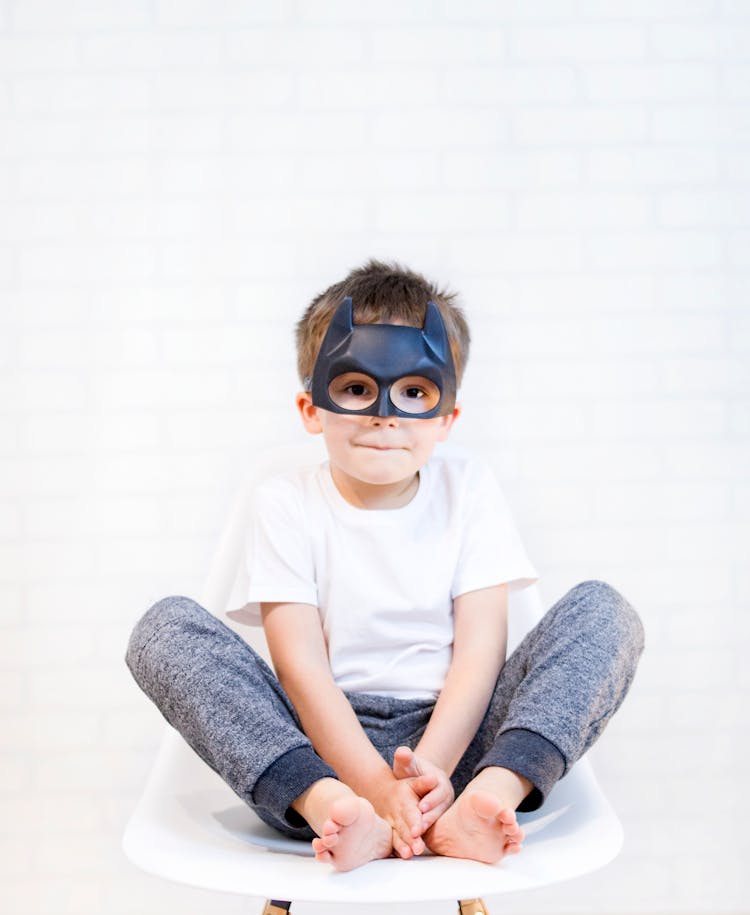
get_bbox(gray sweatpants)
[125,580,643,841]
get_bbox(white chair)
[123,441,624,915]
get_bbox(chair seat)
[122,727,623,903]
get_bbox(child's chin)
[357,452,410,471]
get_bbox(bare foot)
[424,791,524,864]
[310,795,394,871]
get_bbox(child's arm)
[414,583,509,775]
[261,601,426,857]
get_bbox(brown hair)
[296,258,471,388]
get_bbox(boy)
[126,259,644,873]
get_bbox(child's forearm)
[417,584,509,776]
[279,666,393,798]
[261,602,395,799]
[415,653,504,776]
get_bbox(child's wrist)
[413,743,451,775]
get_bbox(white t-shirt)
[245,448,539,700]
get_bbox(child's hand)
[365,774,429,860]
[392,746,455,831]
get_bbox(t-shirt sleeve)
[245,478,319,607]
[451,459,539,598]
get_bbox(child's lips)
[356,442,405,451]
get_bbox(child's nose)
[370,413,399,426]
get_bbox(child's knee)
[570,580,645,655]
[125,594,206,678]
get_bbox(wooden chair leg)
[458,899,489,915]
[262,901,292,915]
[264,898,487,915]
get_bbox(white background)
[1,1,748,913]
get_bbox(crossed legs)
[125,580,643,872]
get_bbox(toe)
[320,817,340,837]
[503,819,523,843]
[496,806,517,826]
[329,797,360,829]
[469,791,503,821]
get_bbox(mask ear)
[321,295,354,352]
[422,301,452,368]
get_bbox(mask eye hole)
[390,376,441,415]
[328,372,379,411]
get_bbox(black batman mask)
[309,296,457,418]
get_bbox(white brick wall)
[1,1,747,913]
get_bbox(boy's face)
[296,392,460,489]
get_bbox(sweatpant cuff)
[252,745,339,829]
[474,727,566,812]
